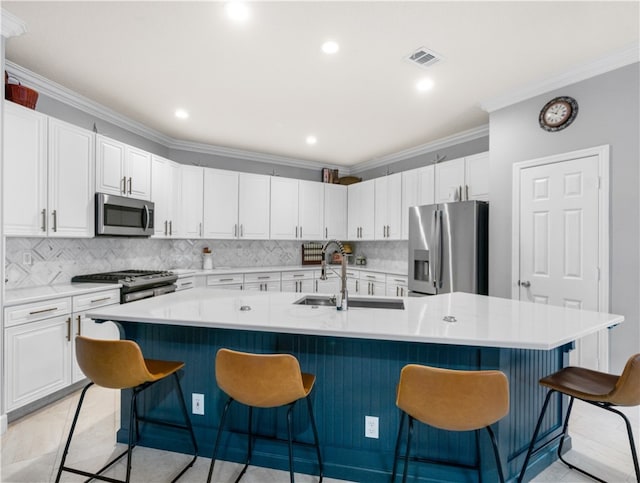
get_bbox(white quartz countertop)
[86,288,623,350]
[169,265,407,276]
[4,282,122,306]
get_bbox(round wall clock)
[539,96,578,132]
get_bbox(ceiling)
[3,1,639,167]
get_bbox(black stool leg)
[305,396,323,482]
[556,396,575,467]
[124,389,140,483]
[611,406,640,482]
[518,389,556,482]
[171,372,199,481]
[486,425,505,483]
[55,382,94,483]
[476,429,482,483]
[286,403,297,483]
[234,406,254,483]
[401,416,414,483]
[207,397,234,483]
[391,411,406,483]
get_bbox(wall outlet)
[22,252,32,265]
[365,415,379,439]
[192,393,204,415]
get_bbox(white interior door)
[515,149,608,371]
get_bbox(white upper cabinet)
[3,102,48,236]
[3,102,94,237]
[47,118,95,237]
[464,152,489,201]
[203,168,240,239]
[178,165,204,238]
[96,134,151,200]
[238,173,271,239]
[202,170,270,240]
[270,177,299,239]
[323,183,347,240]
[348,179,375,240]
[401,164,434,239]
[434,152,489,203]
[270,178,324,240]
[374,173,402,240]
[151,155,181,238]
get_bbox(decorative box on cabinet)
[3,102,95,237]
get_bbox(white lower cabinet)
[281,270,314,293]
[207,274,244,290]
[5,314,72,411]
[4,289,120,411]
[243,272,281,292]
[386,275,408,297]
[175,276,196,291]
[359,271,386,296]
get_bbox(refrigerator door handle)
[434,209,444,289]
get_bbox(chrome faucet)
[321,239,348,310]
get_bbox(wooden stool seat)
[518,354,640,482]
[391,364,509,482]
[55,336,198,483]
[208,348,323,483]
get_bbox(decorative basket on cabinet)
[5,71,38,109]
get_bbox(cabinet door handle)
[234,224,238,237]
[90,297,111,303]
[128,177,133,195]
[466,184,469,200]
[396,286,399,296]
[300,226,302,238]
[296,226,298,238]
[66,317,71,341]
[41,209,47,232]
[219,278,234,282]
[122,176,127,194]
[325,227,328,238]
[356,280,359,292]
[51,210,57,232]
[76,315,82,336]
[199,222,202,237]
[29,306,57,315]
[164,220,168,236]
[169,220,173,236]
[257,276,270,280]
[240,224,244,237]
[315,280,318,292]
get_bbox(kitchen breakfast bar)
[86,289,623,482]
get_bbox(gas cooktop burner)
[71,270,177,288]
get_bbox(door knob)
[519,280,531,288]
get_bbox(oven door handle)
[142,205,150,231]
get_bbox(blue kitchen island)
[87,289,623,482]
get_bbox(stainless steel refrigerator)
[408,200,488,295]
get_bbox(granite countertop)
[87,289,623,351]
[4,282,122,306]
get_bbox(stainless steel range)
[71,270,178,304]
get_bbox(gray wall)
[356,136,489,181]
[489,63,640,372]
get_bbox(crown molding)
[349,124,489,175]
[480,42,640,113]
[1,9,27,39]
[168,138,343,172]
[5,61,344,171]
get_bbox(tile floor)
[1,385,638,482]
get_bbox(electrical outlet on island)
[192,393,204,415]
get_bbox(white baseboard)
[1,413,7,435]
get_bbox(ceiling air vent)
[404,47,442,69]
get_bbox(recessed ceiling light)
[321,41,339,55]
[306,136,317,145]
[226,2,250,22]
[416,78,435,92]
[175,109,189,119]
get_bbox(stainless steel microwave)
[95,193,154,236]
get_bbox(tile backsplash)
[4,237,408,289]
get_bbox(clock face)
[539,96,578,132]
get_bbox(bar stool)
[518,353,640,483]
[207,348,323,483]
[55,336,198,483]
[391,364,509,483]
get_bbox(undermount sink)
[293,295,405,310]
